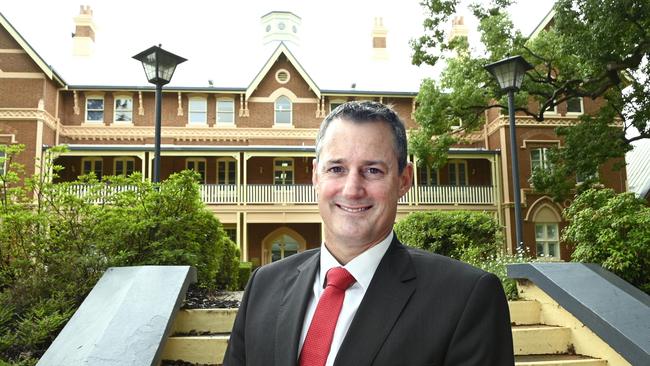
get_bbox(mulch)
[181,284,241,309]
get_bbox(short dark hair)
[315,101,408,173]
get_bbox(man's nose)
[341,171,365,198]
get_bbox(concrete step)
[512,325,572,355]
[172,308,237,334]
[161,335,229,365]
[509,300,541,325]
[515,354,608,366]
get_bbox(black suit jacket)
[223,237,514,366]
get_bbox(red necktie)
[299,267,356,366]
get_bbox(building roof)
[0,3,435,94]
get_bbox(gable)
[246,43,320,100]
[250,54,317,100]
[0,12,65,85]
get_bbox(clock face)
[278,22,286,30]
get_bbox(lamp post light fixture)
[484,55,533,252]
[133,45,187,183]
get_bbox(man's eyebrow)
[323,159,388,167]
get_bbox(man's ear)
[398,162,414,197]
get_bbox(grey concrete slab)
[507,263,650,366]
[38,265,196,366]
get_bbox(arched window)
[533,206,561,258]
[274,96,292,125]
[262,227,306,265]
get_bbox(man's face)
[313,118,412,256]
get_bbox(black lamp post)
[484,55,533,252]
[133,45,186,183]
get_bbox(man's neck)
[323,231,393,265]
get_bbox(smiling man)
[223,101,514,366]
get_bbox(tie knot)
[326,267,356,290]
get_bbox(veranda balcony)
[62,183,495,205]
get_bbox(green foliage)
[411,0,650,199]
[395,210,534,300]
[237,262,253,290]
[395,210,501,261]
[0,146,239,363]
[563,188,650,293]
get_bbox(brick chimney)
[372,17,388,60]
[448,16,468,42]
[72,5,96,56]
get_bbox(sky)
[0,0,555,88]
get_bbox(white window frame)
[188,97,208,125]
[113,95,134,124]
[186,158,207,183]
[85,96,104,123]
[273,158,294,185]
[216,98,235,126]
[81,157,103,179]
[531,148,552,173]
[217,157,237,185]
[448,160,468,186]
[535,223,560,259]
[274,96,292,126]
[114,157,136,176]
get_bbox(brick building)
[0,7,627,265]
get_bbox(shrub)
[395,210,533,300]
[394,210,501,261]
[237,262,253,290]
[564,188,650,293]
[0,146,239,363]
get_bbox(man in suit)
[223,101,514,366]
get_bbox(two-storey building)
[0,6,627,265]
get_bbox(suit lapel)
[274,250,320,366]
[334,238,416,366]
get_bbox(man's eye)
[366,167,383,175]
[327,166,344,173]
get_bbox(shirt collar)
[319,231,393,291]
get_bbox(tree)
[563,188,650,293]
[410,0,649,199]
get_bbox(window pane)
[458,163,467,186]
[276,111,291,124]
[548,243,557,257]
[536,242,544,256]
[87,111,104,121]
[115,98,132,110]
[535,225,544,240]
[115,111,132,122]
[567,98,582,113]
[189,99,207,112]
[271,242,282,262]
[116,161,124,175]
[418,167,429,185]
[87,99,103,110]
[126,161,134,175]
[218,112,234,123]
[190,112,206,123]
[547,224,558,240]
[449,164,457,186]
[217,100,234,123]
[83,160,92,173]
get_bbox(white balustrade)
[63,183,494,205]
[246,184,317,204]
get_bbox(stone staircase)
[160,300,608,365]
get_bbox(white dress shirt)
[298,232,393,366]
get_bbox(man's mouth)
[336,204,371,213]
